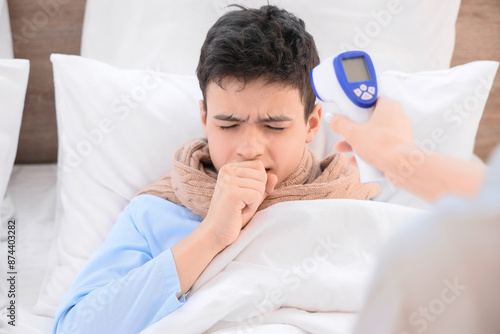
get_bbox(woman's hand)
[325,96,486,202]
[327,96,416,173]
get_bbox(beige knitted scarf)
[137,138,380,218]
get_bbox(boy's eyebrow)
[258,115,293,123]
[213,114,245,122]
[213,114,293,123]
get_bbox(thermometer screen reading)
[342,57,371,82]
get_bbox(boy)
[52,5,379,334]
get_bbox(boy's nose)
[237,128,265,160]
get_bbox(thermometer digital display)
[342,57,370,82]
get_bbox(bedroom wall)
[451,0,500,162]
[7,0,86,163]
[7,0,500,163]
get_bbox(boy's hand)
[203,160,278,249]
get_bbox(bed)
[1,0,499,333]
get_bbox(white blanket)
[141,199,424,334]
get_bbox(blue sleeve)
[51,198,186,334]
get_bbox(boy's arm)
[52,199,188,334]
[171,221,224,299]
[172,160,277,297]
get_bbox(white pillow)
[34,54,204,316]
[81,0,460,75]
[0,59,29,224]
[372,61,499,209]
[0,0,13,59]
[0,58,29,322]
[35,54,498,316]
[312,61,499,188]
[0,0,17,227]
[80,0,462,168]
[0,2,17,317]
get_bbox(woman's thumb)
[325,113,358,141]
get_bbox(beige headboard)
[9,0,86,163]
[9,0,500,164]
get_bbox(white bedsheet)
[141,199,424,334]
[1,164,57,334]
[1,165,425,334]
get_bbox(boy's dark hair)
[197,5,320,121]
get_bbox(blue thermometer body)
[310,50,384,183]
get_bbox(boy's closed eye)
[219,124,285,132]
[214,114,292,132]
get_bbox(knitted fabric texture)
[136,138,380,218]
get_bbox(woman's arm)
[326,96,487,202]
[381,146,487,202]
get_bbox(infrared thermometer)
[310,50,384,183]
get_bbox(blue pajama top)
[51,194,203,334]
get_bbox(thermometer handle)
[353,152,385,184]
[342,106,384,184]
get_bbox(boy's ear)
[199,100,208,135]
[305,103,322,143]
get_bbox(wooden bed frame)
[8,0,500,164]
